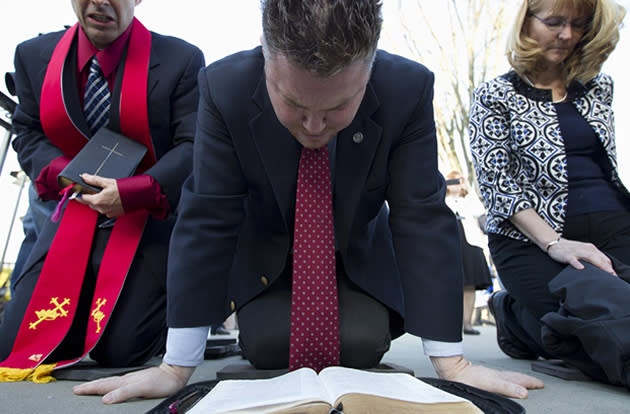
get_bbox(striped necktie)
[84,57,111,134]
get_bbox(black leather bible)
[57,127,148,194]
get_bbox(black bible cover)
[58,127,148,194]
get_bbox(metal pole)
[0,87,18,177]
[0,129,11,176]
[0,171,27,272]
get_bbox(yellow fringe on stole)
[0,363,57,383]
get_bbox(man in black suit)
[0,0,204,377]
[75,0,542,403]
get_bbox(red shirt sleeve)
[116,174,170,219]
[34,155,71,201]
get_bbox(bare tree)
[391,0,517,185]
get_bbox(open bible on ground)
[187,366,483,413]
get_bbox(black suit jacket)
[167,47,464,342]
[540,258,630,385]
[10,26,204,277]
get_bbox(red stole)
[0,18,155,382]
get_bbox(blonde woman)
[469,0,630,385]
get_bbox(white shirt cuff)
[163,326,209,367]
[422,338,464,357]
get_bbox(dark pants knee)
[0,257,45,362]
[89,224,169,367]
[1,223,168,368]
[89,326,166,367]
[338,284,391,368]
[237,264,391,370]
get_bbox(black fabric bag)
[146,377,526,414]
[540,257,630,388]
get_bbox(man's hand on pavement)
[73,363,195,404]
[431,355,544,399]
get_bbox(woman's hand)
[547,238,617,276]
[509,208,617,276]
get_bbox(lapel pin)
[352,132,364,144]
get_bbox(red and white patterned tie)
[289,146,340,372]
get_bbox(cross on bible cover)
[57,127,148,194]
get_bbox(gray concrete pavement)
[0,326,628,413]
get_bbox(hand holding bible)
[76,173,125,218]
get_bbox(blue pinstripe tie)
[84,57,111,134]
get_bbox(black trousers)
[489,211,630,357]
[0,219,168,367]
[237,256,392,370]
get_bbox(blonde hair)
[507,0,626,84]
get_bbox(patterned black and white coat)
[468,70,629,241]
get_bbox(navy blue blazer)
[167,47,464,343]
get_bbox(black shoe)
[487,291,538,360]
[463,328,480,335]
